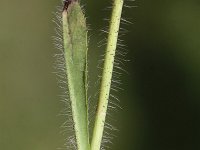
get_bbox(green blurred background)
[1,0,200,149]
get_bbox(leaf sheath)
[62,2,90,150]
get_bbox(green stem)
[91,0,124,149]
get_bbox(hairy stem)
[62,1,90,150]
[91,0,124,149]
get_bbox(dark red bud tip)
[63,0,77,11]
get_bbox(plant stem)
[91,0,124,149]
[62,2,90,150]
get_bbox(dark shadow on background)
[133,43,200,150]
[128,0,200,149]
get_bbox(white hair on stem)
[53,1,76,149]
[90,0,134,149]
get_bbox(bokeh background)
[1,0,200,149]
